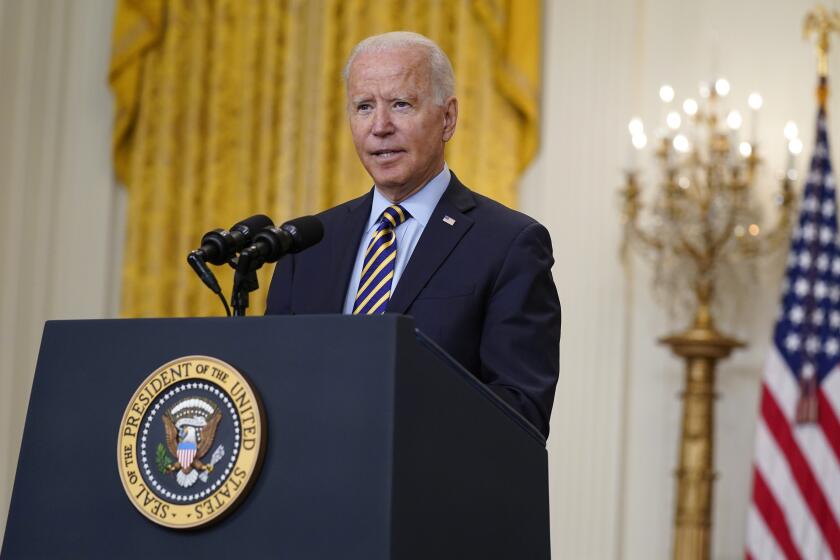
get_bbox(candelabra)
[621,80,797,559]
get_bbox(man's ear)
[442,96,458,142]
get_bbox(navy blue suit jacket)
[265,173,561,437]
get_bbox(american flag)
[746,107,840,559]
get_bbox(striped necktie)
[353,205,411,315]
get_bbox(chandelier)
[622,80,797,325]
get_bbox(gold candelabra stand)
[621,81,797,559]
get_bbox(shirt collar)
[367,164,451,232]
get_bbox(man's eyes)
[354,101,412,112]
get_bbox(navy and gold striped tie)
[353,205,410,315]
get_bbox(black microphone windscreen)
[281,216,324,253]
[232,214,274,236]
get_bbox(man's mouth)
[370,149,405,160]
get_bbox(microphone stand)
[230,251,261,316]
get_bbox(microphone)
[240,216,324,264]
[187,214,274,307]
[230,216,322,317]
[191,214,275,265]
[187,252,223,294]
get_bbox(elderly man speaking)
[266,31,560,438]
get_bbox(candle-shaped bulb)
[659,85,675,103]
[748,92,763,110]
[726,110,743,130]
[666,111,682,130]
[683,98,698,116]
[739,141,752,157]
[628,117,644,136]
[789,138,804,155]
[632,133,648,150]
[673,134,690,153]
[715,78,730,96]
[784,121,799,141]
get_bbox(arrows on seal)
[199,444,225,483]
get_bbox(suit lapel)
[327,191,373,312]
[387,175,476,314]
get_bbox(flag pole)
[803,4,840,84]
[804,5,839,117]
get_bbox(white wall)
[0,0,120,547]
[521,0,838,558]
[1,0,837,557]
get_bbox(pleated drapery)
[109,0,541,317]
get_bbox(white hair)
[342,31,455,105]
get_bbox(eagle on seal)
[162,397,222,488]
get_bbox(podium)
[2,315,549,559]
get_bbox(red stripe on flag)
[819,389,840,464]
[762,384,840,557]
[751,467,802,560]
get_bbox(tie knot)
[379,205,410,229]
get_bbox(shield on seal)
[177,441,197,470]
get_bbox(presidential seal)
[117,356,265,529]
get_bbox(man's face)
[347,47,457,201]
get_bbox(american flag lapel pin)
[443,215,456,226]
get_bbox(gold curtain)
[110,0,541,318]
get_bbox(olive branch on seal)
[155,443,174,474]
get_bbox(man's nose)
[371,106,394,136]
